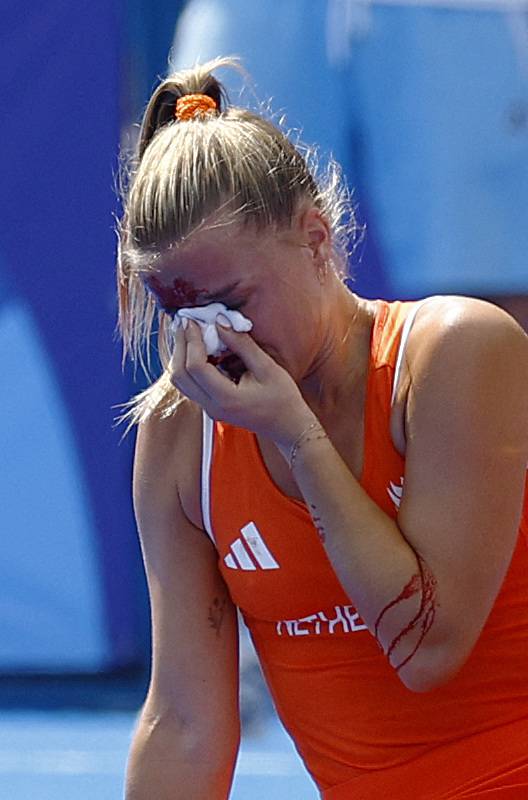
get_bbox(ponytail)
[137,57,233,158]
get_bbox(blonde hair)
[117,57,359,427]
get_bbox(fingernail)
[181,317,189,330]
[216,313,232,328]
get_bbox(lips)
[208,351,247,383]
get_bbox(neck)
[299,282,377,419]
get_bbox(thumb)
[216,323,276,378]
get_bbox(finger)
[169,326,216,407]
[216,324,277,379]
[169,326,186,375]
[184,319,208,369]
[182,321,239,404]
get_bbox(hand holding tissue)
[171,302,253,380]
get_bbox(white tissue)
[171,302,253,357]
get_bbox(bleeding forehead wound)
[146,275,208,310]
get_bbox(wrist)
[276,416,328,470]
[273,406,318,448]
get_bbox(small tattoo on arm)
[374,555,438,671]
[208,596,227,637]
[309,504,326,543]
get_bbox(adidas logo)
[387,477,404,508]
[224,522,280,571]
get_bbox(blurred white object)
[171,302,253,357]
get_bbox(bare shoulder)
[403,294,528,447]
[391,296,528,453]
[134,396,204,529]
[408,295,528,365]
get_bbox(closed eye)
[162,298,245,317]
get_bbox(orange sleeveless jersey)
[202,300,528,799]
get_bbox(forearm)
[277,430,441,687]
[125,707,238,800]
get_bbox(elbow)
[126,705,240,799]
[398,663,455,694]
[395,642,470,693]
[140,703,240,771]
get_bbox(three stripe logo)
[224,521,280,571]
[387,477,404,509]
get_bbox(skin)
[150,208,377,476]
[157,205,528,686]
[147,208,375,425]
[126,404,240,800]
[146,275,210,310]
[374,556,438,672]
[127,203,528,796]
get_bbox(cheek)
[256,319,304,369]
[243,294,309,358]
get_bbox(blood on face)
[145,274,248,383]
[146,275,209,313]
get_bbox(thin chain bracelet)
[288,421,327,470]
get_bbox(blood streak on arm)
[374,555,438,671]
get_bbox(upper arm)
[398,298,528,677]
[133,404,240,746]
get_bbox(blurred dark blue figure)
[171,0,528,328]
[0,2,145,673]
[124,0,187,122]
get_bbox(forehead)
[143,221,304,310]
[148,223,267,281]
[157,225,253,279]
[143,225,259,307]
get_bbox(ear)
[297,206,332,264]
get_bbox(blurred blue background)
[1,1,526,798]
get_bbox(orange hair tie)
[175,93,218,121]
